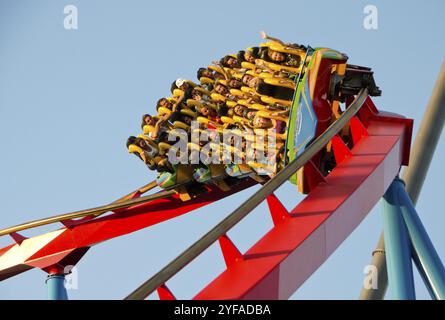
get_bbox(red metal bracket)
[218,234,243,268]
[332,135,352,164]
[266,193,290,226]
[157,284,176,300]
[9,232,27,245]
[303,161,327,192]
[349,116,368,145]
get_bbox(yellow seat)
[236,99,252,107]
[256,72,274,79]
[256,59,300,74]
[250,103,269,111]
[231,72,244,80]
[197,116,210,125]
[225,130,255,142]
[233,115,249,125]
[209,65,237,78]
[240,86,256,95]
[199,77,214,85]
[187,142,201,153]
[172,88,184,98]
[158,142,172,155]
[229,89,244,97]
[256,110,288,122]
[128,144,143,155]
[220,116,235,125]
[197,116,225,129]
[253,128,287,140]
[136,135,162,155]
[173,121,190,131]
[241,61,255,70]
[260,95,292,107]
[143,124,155,135]
[193,126,226,136]
[180,108,197,118]
[128,144,146,163]
[210,92,226,102]
[239,87,292,108]
[137,134,147,140]
[226,100,237,108]
[157,106,172,116]
[194,86,212,96]
[186,99,200,108]
[263,77,296,90]
[208,65,224,75]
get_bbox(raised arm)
[172,90,185,112]
[151,113,169,139]
[260,31,286,46]
[212,61,231,82]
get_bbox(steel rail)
[114,180,158,202]
[124,88,369,300]
[0,181,174,237]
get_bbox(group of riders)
[127,32,309,189]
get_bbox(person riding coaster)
[127,135,174,173]
[240,72,296,101]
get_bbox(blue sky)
[0,0,444,299]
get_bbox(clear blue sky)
[1,0,444,299]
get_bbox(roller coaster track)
[0,184,172,237]
[0,88,413,299]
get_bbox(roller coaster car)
[129,40,381,198]
[285,47,364,192]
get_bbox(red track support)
[266,194,290,226]
[193,103,412,300]
[157,284,176,300]
[331,135,352,164]
[219,235,243,268]
[302,161,327,192]
[0,96,413,301]
[0,180,255,281]
[350,116,369,144]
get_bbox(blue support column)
[381,178,416,300]
[46,273,68,300]
[394,178,445,300]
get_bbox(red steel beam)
[0,180,255,281]
[194,109,412,299]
